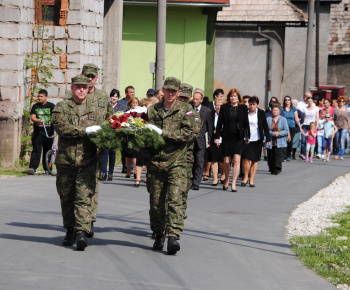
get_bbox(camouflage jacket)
[148,99,201,165]
[52,95,113,167]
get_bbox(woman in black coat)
[241,96,271,187]
[214,89,250,192]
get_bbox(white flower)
[121,122,130,127]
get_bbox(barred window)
[35,0,61,26]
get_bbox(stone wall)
[0,1,34,167]
[329,0,350,55]
[0,0,105,167]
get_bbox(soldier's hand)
[86,125,102,135]
[147,124,162,135]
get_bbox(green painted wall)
[120,5,209,99]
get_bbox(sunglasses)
[325,117,331,118]
[338,100,345,103]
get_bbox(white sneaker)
[326,158,330,162]
[316,154,321,159]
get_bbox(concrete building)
[0,0,105,167]
[214,0,339,108]
[328,0,350,93]
[0,0,228,168]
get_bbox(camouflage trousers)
[147,163,187,238]
[179,162,193,227]
[56,162,98,234]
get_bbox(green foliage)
[290,207,350,287]
[20,5,63,164]
[90,122,165,151]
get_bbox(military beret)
[72,75,89,85]
[163,77,181,90]
[82,63,98,77]
[179,83,193,98]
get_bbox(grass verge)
[290,207,350,287]
[0,150,122,178]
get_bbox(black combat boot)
[75,232,88,251]
[62,230,75,246]
[107,173,113,181]
[100,172,107,181]
[86,222,94,238]
[152,234,165,250]
[167,236,180,255]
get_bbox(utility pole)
[303,0,315,94]
[155,0,166,90]
[315,0,320,88]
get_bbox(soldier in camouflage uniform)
[146,77,198,255]
[52,75,113,251]
[177,83,202,226]
[65,64,110,237]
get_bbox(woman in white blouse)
[241,96,271,188]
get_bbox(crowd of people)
[27,62,350,254]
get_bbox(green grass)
[0,149,122,178]
[290,207,350,286]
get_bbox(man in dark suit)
[192,88,213,190]
[208,88,224,112]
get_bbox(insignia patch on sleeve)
[195,118,199,122]
[186,111,194,116]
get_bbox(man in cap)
[65,63,109,102]
[146,89,155,98]
[177,83,202,228]
[52,75,113,251]
[147,77,199,255]
[191,88,213,190]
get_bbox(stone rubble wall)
[329,0,350,55]
[0,0,104,167]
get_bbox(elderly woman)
[241,96,270,187]
[209,97,225,186]
[265,103,289,175]
[333,96,350,160]
[214,89,249,192]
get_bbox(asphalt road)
[1,156,349,290]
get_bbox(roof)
[217,0,308,22]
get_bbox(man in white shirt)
[296,91,312,111]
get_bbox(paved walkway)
[1,156,349,289]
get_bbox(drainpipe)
[155,0,166,90]
[258,27,273,109]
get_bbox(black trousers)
[267,146,285,173]
[192,143,205,187]
[285,127,296,159]
[29,132,53,171]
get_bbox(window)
[35,0,61,26]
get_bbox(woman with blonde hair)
[214,89,250,192]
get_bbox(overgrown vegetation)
[21,5,62,166]
[290,207,350,287]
